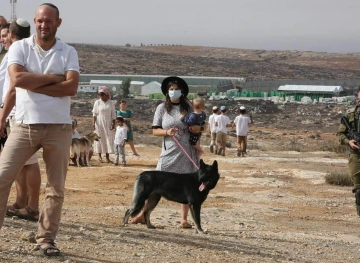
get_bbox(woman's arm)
[92,116,96,130]
[153,127,177,137]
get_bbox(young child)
[208,106,219,154]
[232,106,253,157]
[71,118,80,139]
[114,116,127,166]
[215,105,232,156]
[181,98,206,156]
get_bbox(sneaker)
[210,145,214,153]
[217,147,223,155]
[114,163,118,166]
[122,163,126,167]
[237,150,241,157]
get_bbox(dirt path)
[0,141,359,262]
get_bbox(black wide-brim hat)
[161,76,189,96]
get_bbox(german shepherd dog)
[70,132,100,167]
[123,159,219,233]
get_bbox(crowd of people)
[0,3,254,255]
[11,2,360,261]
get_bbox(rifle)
[341,116,360,147]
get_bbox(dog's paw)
[196,228,208,234]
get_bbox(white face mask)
[169,90,182,100]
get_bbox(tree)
[121,78,131,98]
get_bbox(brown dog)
[70,132,100,167]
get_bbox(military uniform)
[337,105,360,215]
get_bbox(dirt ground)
[0,117,359,263]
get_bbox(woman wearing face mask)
[131,76,199,229]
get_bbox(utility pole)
[10,0,17,21]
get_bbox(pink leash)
[170,130,199,170]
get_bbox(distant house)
[77,84,98,93]
[89,80,145,94]
[140,81,161,96]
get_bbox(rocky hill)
[72,43,360,80]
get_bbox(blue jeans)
[114,144,125,164]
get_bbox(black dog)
[123,159,219,233]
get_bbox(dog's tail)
[69,140,77,159]
[130,179,148,217]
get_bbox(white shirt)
[233,114,251,136]
[114,125,127,144]
[0,52,8,104]
[208,113,218,133]
[7,35,80,124]
[2,54,16,117]
[72,129,80,139]
[215,114,231,133]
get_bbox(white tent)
[140,81,162,96]
[278,85,343,93]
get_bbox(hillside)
[72,44,360,80]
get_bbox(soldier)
[337,87,360,216]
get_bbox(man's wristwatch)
[0,103,4,109]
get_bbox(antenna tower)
[10,0,17,21]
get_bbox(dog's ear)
[212,160,218,170]
[199,159,205,167]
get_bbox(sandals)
[38,242,60,257]
[6,202,21,216]
[8,206,39,222]
[179,221,193,229]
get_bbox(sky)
[2,0,360,53]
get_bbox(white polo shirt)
[7,35,79,124]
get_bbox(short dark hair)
[40,3,60,19]
[116,116,124,122]
[1,23,10,31]
[120,100,126,104]
[9,20,30,40]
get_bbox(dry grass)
[325,171,352,186]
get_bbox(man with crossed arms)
[0,3,79,257]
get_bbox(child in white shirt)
[114,117,127,166]
[232,106,253,157]
[215,106,232,156]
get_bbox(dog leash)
[171,126,199,170]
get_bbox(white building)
[278,85,344,94]
[77,84,98,93]
[89,80,145,94]
[140,81,162,96]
